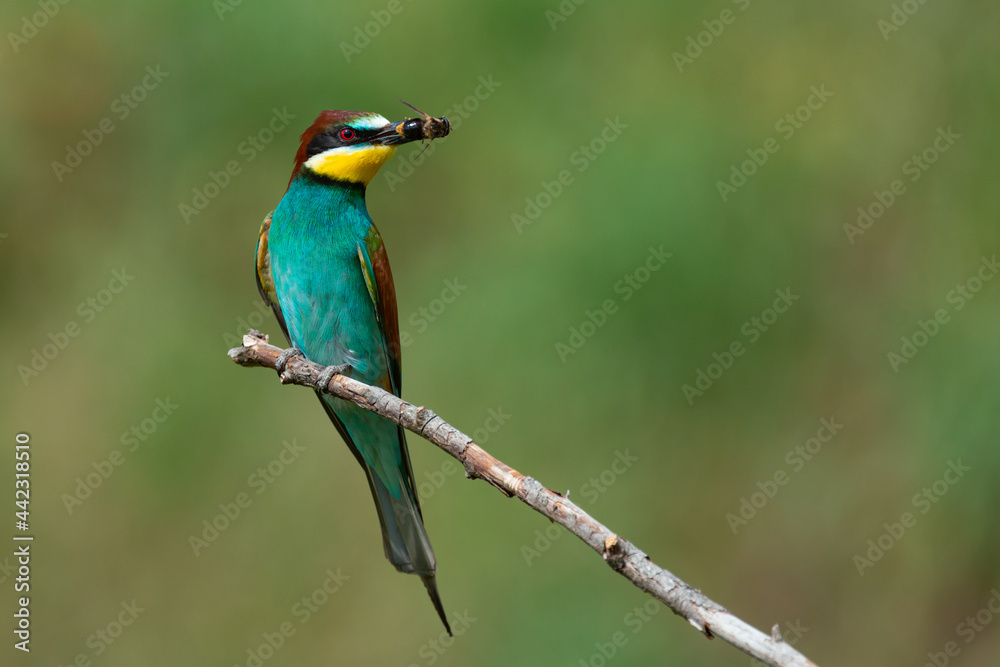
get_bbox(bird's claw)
[274,347,304,382]
[317,362,351,393]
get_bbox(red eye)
[339,128,355,141]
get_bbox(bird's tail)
[365,465,452,635]
[317,393,451,635]
[364,465,451,635]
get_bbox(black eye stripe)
[306,126,377,157]
[305,132,338,157]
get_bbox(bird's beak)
[372,116,451,146]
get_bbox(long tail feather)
[421,575,452,636]
[316,393,451,634]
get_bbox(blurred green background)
[2,0,999,665]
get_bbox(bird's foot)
[317,362,351,394]
[274,347,304,383]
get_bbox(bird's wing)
[357,227,402,395]
[357,227,422,522]
[255,211,291,342]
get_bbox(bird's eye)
[339,128,355,141]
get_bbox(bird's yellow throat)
[304,145,397,185]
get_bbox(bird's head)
[290,109,449,188]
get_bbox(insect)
[397,100,451,145]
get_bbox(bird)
[254,108,452,634]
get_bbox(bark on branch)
[228,331,819,667]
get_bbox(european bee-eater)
[255,109,452,633]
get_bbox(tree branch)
[228,331,819,667]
